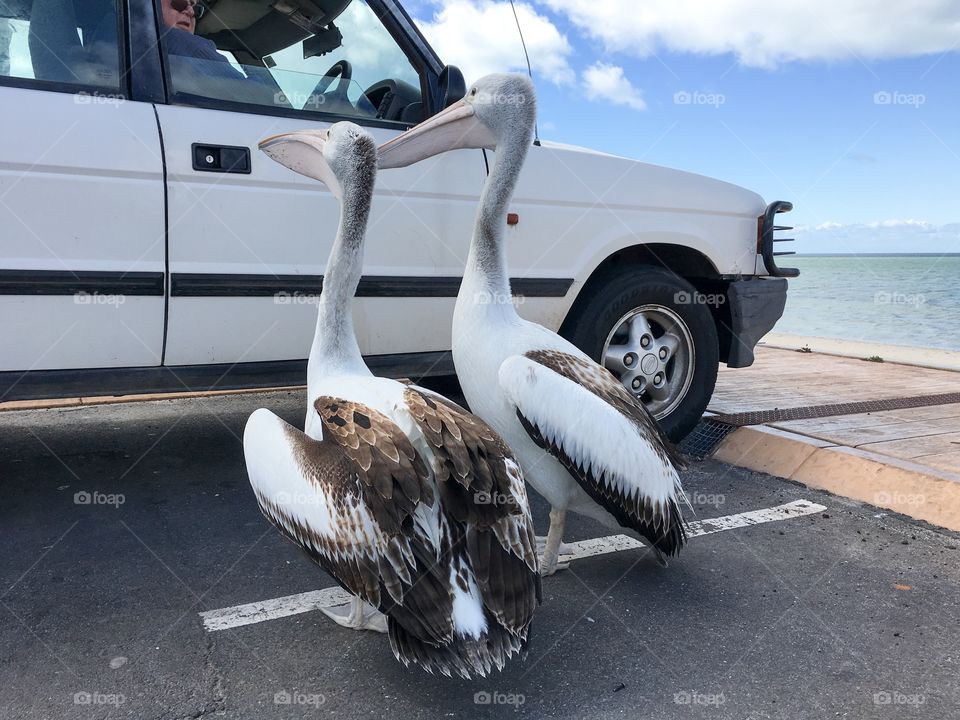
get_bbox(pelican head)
[259,121,377,202]
[378,73,536,169]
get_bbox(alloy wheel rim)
[601,304,696,419]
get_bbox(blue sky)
[405,0,960,254]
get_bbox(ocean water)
[773,255,960,352]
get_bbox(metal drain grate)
[711,391,960,427]
[681,391,960,460]
[679,419,740,460]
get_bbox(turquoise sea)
[773,255,960,352]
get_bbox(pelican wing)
[243,403,453,646]
[499,350,688,556]
[402,386,540,634]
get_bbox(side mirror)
[438,65,466,109]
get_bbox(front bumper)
[725,277,789,368]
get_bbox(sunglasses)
[170,0,207,20]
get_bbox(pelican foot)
[321,598,388,633]
[539,557,570,576]
[535,535,576,556]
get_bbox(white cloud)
[866,219,935,229]
[795,220,960,254]
[539,0,960,68]
[582,62,646,110]
[416,1,574,85]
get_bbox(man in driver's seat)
[161,0,250,83]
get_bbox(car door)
[153,0,486,371]
[0,0,165,375]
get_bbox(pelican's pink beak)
[377,98,496,169]
[259,129,341,197]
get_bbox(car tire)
[561,265,719,442]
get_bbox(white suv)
[0,0,796,440]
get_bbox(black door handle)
[192,143,251,174]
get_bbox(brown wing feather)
[403,387,541,634]
[314,397,435,517]
[250,403,454,647]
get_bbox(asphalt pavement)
[2,384,959,719]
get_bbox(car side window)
[159,0,425,124]
[0,0,121,90]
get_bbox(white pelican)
[378,76,689,575]
[244,121,540,678]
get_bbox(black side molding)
[0,271,572,299]
[170,273,323,297]
[169,273,573,298]
[0,270,165,296]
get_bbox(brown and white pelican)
[378,76,689,576]
[244,121,540,677]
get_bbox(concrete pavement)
[711,346,960,531]
[2,389,959,719]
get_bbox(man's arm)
[28,0,85,82]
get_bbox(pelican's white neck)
[458,133,531,320]
[308,187,372,387]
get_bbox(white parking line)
[554,499,827,561]
[200,499,826,632]
[201,586,354,632]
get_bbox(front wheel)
[562,266,719,442]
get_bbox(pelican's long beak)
[258,129,340,197]
[378,99,496,169]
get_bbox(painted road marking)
[558,499,827,561]
[201,586,354,633]
[200,499,826,632]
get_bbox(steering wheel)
[310,60,352,101]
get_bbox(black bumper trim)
[725,278,788,368]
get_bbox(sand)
[760,333,960,372]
